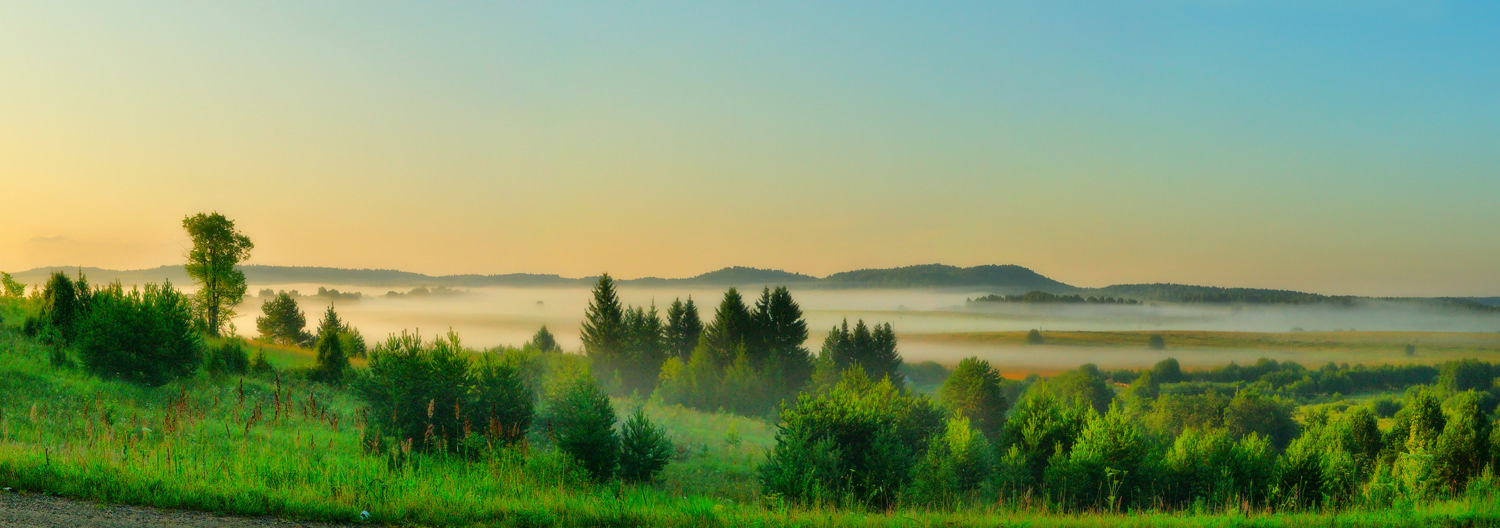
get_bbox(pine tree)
[664,297,703,360]
[580,274,627,378]
[622,303,667,394]
[619,408,674,483]
[757,287,811,402]
[703,288,754,365]
[313,305,349,384]
[867,323,904,386]
[528,325,562,352]
[255,291,307,345]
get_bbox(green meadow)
[3,294,1500,527]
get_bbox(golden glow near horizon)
[2,3,1497,297]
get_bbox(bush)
[41,271,89,345]
[546,373,619,482]
[618,408,673,483]
[938,357,1007,440]
[1222,389,1298,450]
[995,384,1090,492]
[1026,329,1044,345]
[907,416,993,509]
[76,282,203,387]
[759,368,943,509]
[1163,428,1275,509]
[469,355,536,446]
[1439,359,1493,393]
[1148,334,1166,350]
[205,338,250,376]
[1044,403,1151,511]
[355,331,535,454]
[250,348,275,375]
[1371,396,1402,418]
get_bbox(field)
[4,295,1500,527]
[900,330,1500,377]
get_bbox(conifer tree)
[622,303,667,394]
[313,305,349,383]
[580,274,627,377]
[703,287,754,365]
[255,291,307,345]
[528,325,562,352]
[664,296,702,360]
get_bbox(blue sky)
[1,1,1496,295]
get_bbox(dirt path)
[0,492,357,528]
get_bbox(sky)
[1,1,1497,297]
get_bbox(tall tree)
[580,274,627,376]
[0,272,25,298]
[866,322,904,386]
[702,287,754,365]
[622,303,667,394]
[664,296,702,360]
[182,212,253,336]
[757,287,812,400]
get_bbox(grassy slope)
[1,311,1498,526]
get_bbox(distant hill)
[821,264,1075,292]
[7,263,1065,291]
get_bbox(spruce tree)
[703,287,754,365]
[528,325,562,352]
[758,287,811,401]
[313,305,349,383]
[580,274,627,377]
[623,303,667,394]
[866,323,904,386]
[664,297,703,360]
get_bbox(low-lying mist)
[228,284,1500,371]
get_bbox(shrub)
[469,355,535,446]
[1222,389,1298,450]
[1026,329,1044,345]
[995,384,1090,492]
[759,368,943,509]
[1371,396,1402,418]
[76,282,202,387]
[618,408,673,483]
[1434,391,1492,492]
[206,338,250,376]
[1148,334,1166,350]
[1044,403,1150,511]
[1048,364,1115,414]
[546,373,620,482]
[907,416,993,509]
[355,331,535,454]
[310,306,350,384]
[250,348,275,375]
[938,357,1007,440]
[41,271,88,344]
[1439,359,1493,393]
[1162,428,1275,509]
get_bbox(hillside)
[9,263,1066,291]
[820,264,1075,291]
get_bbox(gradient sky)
[2,1,1497,296]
